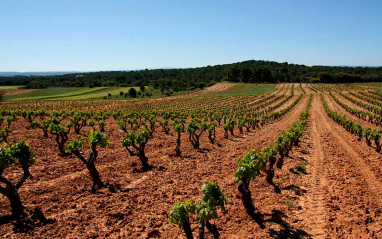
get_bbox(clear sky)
[1,0,381,71]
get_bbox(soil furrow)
[296,96,328,238]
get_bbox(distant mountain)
[0,71,81,76]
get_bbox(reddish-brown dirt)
[285,94,382,238]
[1,85,382,238]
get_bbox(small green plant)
[262,146,277,185]
[49,118,72,155]
[370,129,382,152]
[0,126,9,143]
[5,115,15,128]
[235,150,265,216]
[159,119,170,134]
[297,163,307,174]
[65,129,109,190]
[169,199,195,239]
[31,119,52,138]
[70,111,90,135]
[197,181,227,238]
[237,118,245,134]
[98,120,105,132]
[186,119,207,150]
[121,126,151,170]
[172,120,183,156]
[223,118,236,138]
[0,140,35,217]
[169,181,227,239]
[207,122,217,144]
[285,200,295,208]
[364,128,372,146]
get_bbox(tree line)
[1,60,382,89]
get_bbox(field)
[204,83,276,96]
[3,86,200,102]
[0,83,382,238]
[0,86,25,90]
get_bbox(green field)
[4,86,184,101]
[5,87,83,101]
[8,87,107,102]
[0,85,25,90]
[2,83,273,101]
[203,83,276,96]
[52,87,140,101]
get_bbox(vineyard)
[0,83,382,238]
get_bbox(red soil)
[1,84,382,238]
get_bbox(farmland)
[1,83,382,238]
[3,86,199,102]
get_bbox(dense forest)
[1,60,382,90]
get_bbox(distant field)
[3,85,199,101]
[4,86,168,101]
[203,83,276,96]
[0,85,24,90]
[5,87,84,101]
[7,87,107,102]
[52,87,141,101]
[2,83,273,101]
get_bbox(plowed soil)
[1,84,382,238]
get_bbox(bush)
[128,88,137,98]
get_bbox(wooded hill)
[1,60,382,90]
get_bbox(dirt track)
[1,84,382,238]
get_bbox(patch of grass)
[285,200,295,208]
[297,163,307,174]
[204,83,276,96]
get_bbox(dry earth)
[1,84,382,238]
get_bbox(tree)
[318,72,333,83]
[139,84,145,92]
[0,140,35,217]
[128,88,137,98]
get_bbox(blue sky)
[0,0,381,71]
